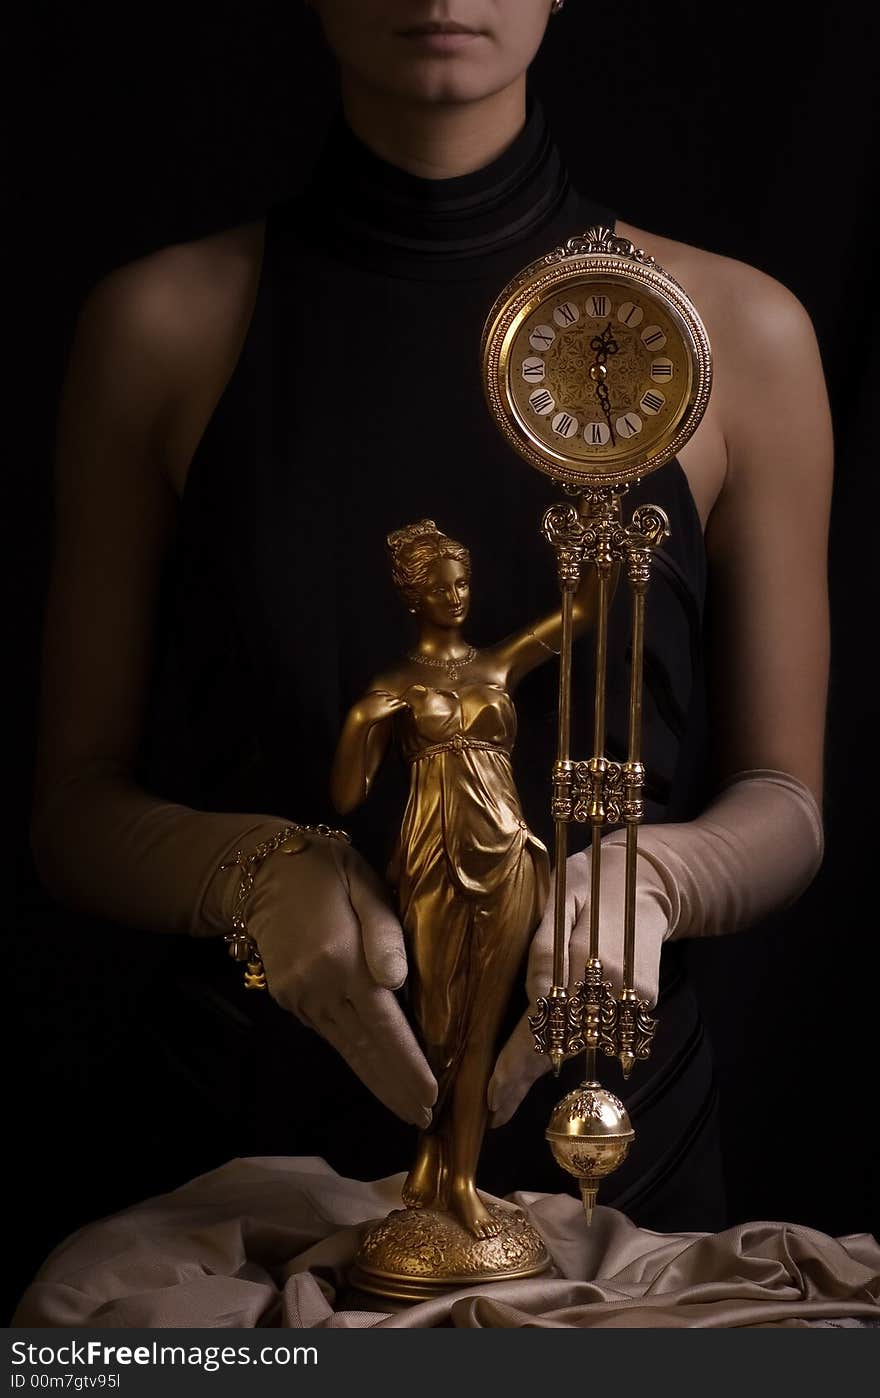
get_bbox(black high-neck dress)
[139,97,726,1231]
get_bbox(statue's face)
[310,2,552,105]
[417,556,471,627]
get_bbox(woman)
[31,1,829,1234]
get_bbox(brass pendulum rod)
[584,523,614,1084]
[553,579,574,994]
[614,508,670,1077]
[622,560,646,997]
[546,533,580,1072]
[530,498,592,1073]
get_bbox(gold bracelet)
[219,822,351,990]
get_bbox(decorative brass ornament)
[481,225,712,1218]
[350,1202,550,1303]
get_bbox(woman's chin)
[376,48,509,105]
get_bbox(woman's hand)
[245,835,437,1128]
[486,838,674,1128]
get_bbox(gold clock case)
[481,227,712,488]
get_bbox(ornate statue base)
[349,1201,552,1303]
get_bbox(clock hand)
[595,380,616,445]
[589,322,620,444]
[590,323,620,362]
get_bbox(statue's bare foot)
[449,1178,502,1239]
[403,1136,442,1210]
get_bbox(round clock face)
[483,251,711,487]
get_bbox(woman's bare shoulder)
[70,222,266,494]
[615,218,828,509]
[615,219,815,353]
[79,221,266,376]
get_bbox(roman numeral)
[529,325,555,349]
[616,413,643,439]
[552,411,577,438]
[521,357,545,381]
[618,301,643,327]
[587,295,610,317]
[640,390,665,414]
[641,326,667,349]
[529,389,555,414]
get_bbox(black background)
[13,0,878,1318]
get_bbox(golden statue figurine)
[331,519,598,1270]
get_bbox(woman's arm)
[31,242,435,1123]
[31,244,287,935]
[703,264,832,803]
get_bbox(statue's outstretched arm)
[491,560,612,689]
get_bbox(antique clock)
[481,226,712,1219]
[482,225,711,487]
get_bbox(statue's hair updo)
[386,519,470,610]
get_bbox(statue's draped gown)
[391,680,549,1111]
[79,94,725,1231]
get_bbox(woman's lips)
[398,27,484,52]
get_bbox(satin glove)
[237,834,437,1129]
[488,768,823,1129]
[487,839,673,1128]
[32,774,438,1125]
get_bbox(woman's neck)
[338,70,527,179]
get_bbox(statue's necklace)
[407,645,477,684]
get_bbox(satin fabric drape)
[14,1157,879,1329]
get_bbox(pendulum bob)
[350,1204,551,1304]
[546,1083,635,1225]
